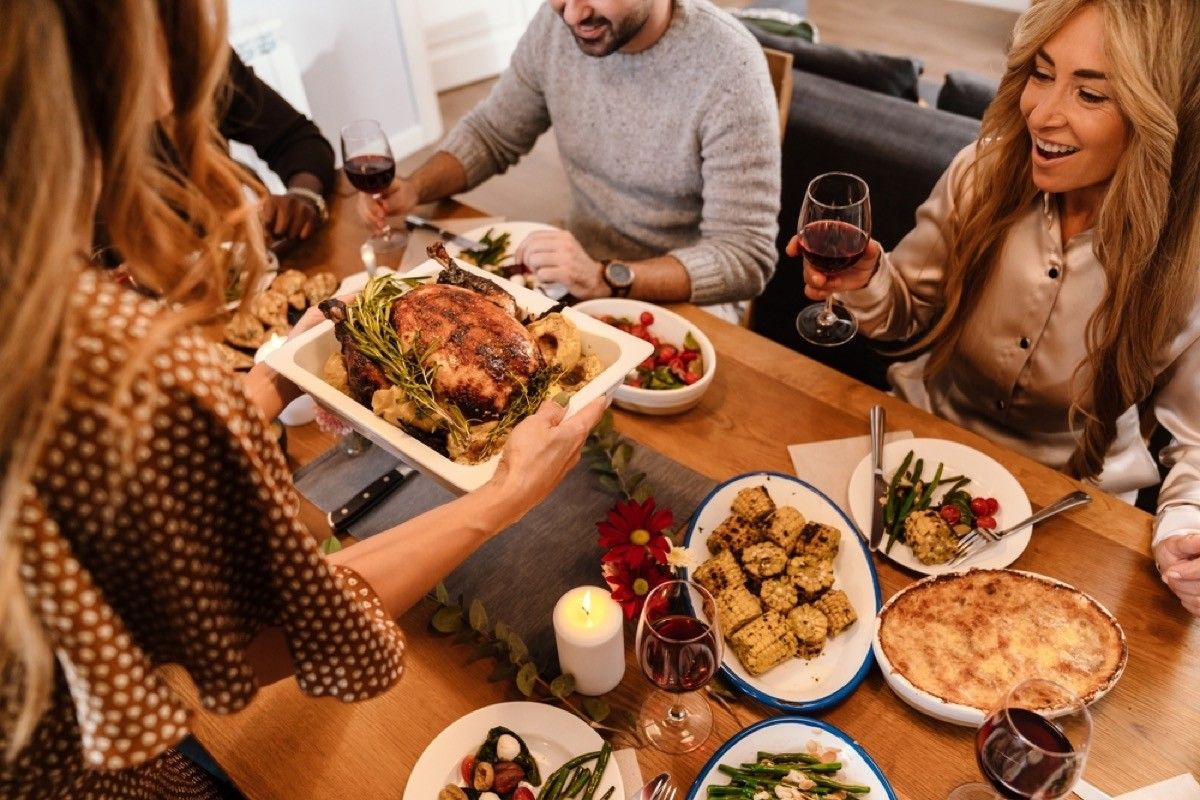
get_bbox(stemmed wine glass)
[949,679,1092,800]
[794,172,871,347]
[340,119,406,261]
[635,579,722,754]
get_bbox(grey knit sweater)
[439,0,781,305]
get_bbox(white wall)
[228,0,442,164]
[954,0,1028,11]
[417,0,542,91]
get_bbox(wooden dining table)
[168,177,1200,800]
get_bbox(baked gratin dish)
[877,569,1127,713]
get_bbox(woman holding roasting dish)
[788,0,1200,615]
[0,1,602,797]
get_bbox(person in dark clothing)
[222,51,334,242]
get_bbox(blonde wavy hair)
[0,0,267,759]
[917,0,1200,479]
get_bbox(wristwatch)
[602,260,634,298]
[286,186,329,224]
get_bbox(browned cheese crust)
[878,570,1126,711]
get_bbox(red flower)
[597,497,674,569]
[603,559,672,620]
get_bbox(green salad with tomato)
[594,311,704,389]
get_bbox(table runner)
[294,442,717,668]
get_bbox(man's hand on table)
[260,193,321,241]
[513,229,608,299]
[1155,532,1200,616]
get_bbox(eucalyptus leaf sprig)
[583,410,652,502]
[426,583,644,748]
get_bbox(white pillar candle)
[553,586,625,697]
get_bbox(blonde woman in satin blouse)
[0,1,602,796]
[789,0,1200,615]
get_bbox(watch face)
[605,261,634,287]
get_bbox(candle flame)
[582,589,593,616]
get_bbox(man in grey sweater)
[361,0,781,312]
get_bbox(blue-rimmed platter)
[686,716,896,800]
[683,472,881,713]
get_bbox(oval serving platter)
[683,472,882,713]
[686,716,896,800]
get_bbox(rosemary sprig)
[340,273,560,462]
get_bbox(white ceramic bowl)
[872,569,1128,726]
[266,260,653,493]
[572,298,716,415]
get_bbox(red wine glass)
[340,119,405,258]
[634,579,721,754]
[794,172,871,347]
[949,679,1092,800]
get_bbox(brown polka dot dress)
[2,271,405,798]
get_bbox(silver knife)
[404,214,489,253]
[868,405,888,551]
[327,463,416,533]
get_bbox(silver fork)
[653,782,677,800]
[948,490,1091,566]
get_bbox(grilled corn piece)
[786,554,835,599]
[740,541,788,578]
[787,604,829,658]
[715,584,762,634]
[813,589,857,635]
[731,486,775,523]
[904,509,958,565]
[729,611,797,675]
[693,549,745,598]
[759,577,798,613]
[799,522,841,560]
[706,514,764,556]
[765,505,806,552]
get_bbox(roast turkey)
[320,249,544,422]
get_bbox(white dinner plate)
[846,438,1033,575]
[447,221,567,299]
[686,716,896,800]
[403,702,623,800]
[683,472,881,713]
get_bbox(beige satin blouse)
[842,145,1200,546]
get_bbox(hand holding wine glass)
[635,579,721,754]
[949,679,1092,800]
[340,119,407,261]
[792,172,872,347]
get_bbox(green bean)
[538,769,569,800]
[886,482,919,553]
[755,752,820,765]
[564,768,592,798]
[883,450,914,527]
[598,788,615,800]
[580,742,611,800]
[812,774,871,794]
[917,463,944,510]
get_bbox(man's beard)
[563,6,650,56]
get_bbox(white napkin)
[613,748,644,797]
[1114,774,1200,799]
[787,431,914,515]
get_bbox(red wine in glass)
[799,219,869,275]
[638,615,719,693]
[344,154,396,194]
[794,172,871,346]
[975,708,1083,800]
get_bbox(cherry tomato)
[976,515,997,530]
[939,505,961,525]
[514,788,535,800]
[630,325,647,340]
[969,497,988,516]
[656,344,678,362]
[680,350,699,363]
[638,356,655,371]
[460,756,474,785]
[668,357,688,381]
[639,311,655,326]
[985,497,999,515]
[683,372,700,385]
[626,375,643,388]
